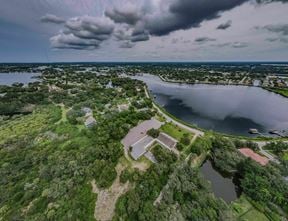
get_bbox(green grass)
[160,122,193,141]
[265,88,288,98]
[231,196,270,221]
[240,209,270,221]
[0,105,61,144]
[283,152,288,161]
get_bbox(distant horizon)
[1,61,288,65]
[1,1,288,62]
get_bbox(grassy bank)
[264,87,288,98]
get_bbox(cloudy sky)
[0,0,288,62]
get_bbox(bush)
[179,133,191,146]
[147,128,160,138]
[176,143,184,151]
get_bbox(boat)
[249,128,259,134]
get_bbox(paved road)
[254,141,288,164]
[144,87,205,137]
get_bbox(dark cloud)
[195,37,216,43]
[256,0,288,3]
[130,28,149,42]
[105,4,142,25]
[114,29,131,41]
[217,20,232,30]
[40,14,65,24]
[50,16,114,50]
[65,16,114,40]
[146,0,247,36]
[50,33,101,50]
[260,24,288,36]
[47,0,288,50]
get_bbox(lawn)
[231,195,269,221]
[160,122,193,141]
[240,208,270,221]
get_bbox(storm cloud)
[50,33,101,50]
[105,4,142,25]
[50,16,114,49]
[145,0,246,36]
[45,0,288,51]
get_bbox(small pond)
[200,160,240,203]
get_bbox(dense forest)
[0,71,154,220]
[0,65,287,221]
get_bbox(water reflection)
[0,73,40,86]
[200,161,240,203]
[133,74,288,136]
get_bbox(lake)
[133,74,288,136]
[0,73,41,86]
[200,160,239,203]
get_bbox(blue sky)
[0,0,288,62]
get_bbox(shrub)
[147,128,160,138]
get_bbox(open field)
[231,196,270,221]
[160,122,193,141]
[0,105,61,144]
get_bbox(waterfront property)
[121,118,163,149]
[238,148,269,166]
[129,132,178,161]
[130,136,155,160]
[121,118,179,161]
[133,74,288,137]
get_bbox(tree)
[147,128,160,138]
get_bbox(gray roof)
[130,136,154,160]
[121,118,163,150]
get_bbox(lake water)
[200,161,239,203]
[0,73,40,86]
[133,74,288,136]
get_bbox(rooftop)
[239,148,269,166]
[121,118,163,150]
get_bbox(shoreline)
[143,84,288,143]
[157,75,288,98]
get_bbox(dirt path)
[91,163,130,221]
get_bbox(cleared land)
[92,163,130,221]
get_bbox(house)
[130,136,155,160]
[238,148,269,166]
[85,116,97,128]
